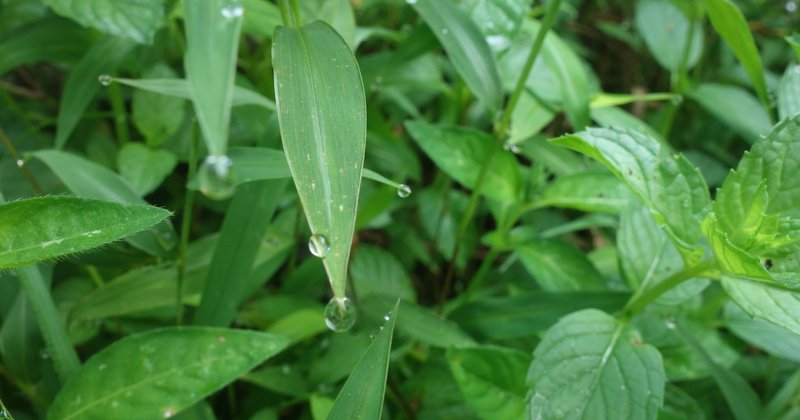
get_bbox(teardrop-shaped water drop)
[503,140,521,154]
[397,184,412,198]
[324,296,357,332]
[308,234,330,258]
[221,5,244,18]
[98,74,112,86]
[198,155,236,200]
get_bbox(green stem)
[623,259,717,316]
[289,0,302,27]
[107,82,129,146]
[176,129,199,325]
[0,395,14,419]
[440,0,562,303]
[16,265,81,384]
[0,124,43,194]
[278,0,301,27]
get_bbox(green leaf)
[528,309,665,420]
[551,127,710,255]
[47,327,289,419]
[273,21,367,298]
[55,36,136,149]
[411,0,502,112]
[406,121,520,202]
[32,149,177,256]
[117,143,177,196]
[536,171,633,214]
[514,238,607,291]
[0,197,170,269]
[447,345,531,420]
[350,245,416,302]
[42,0,164,44]
[689,83,771,143]
[705,0,769,110]
[241,0,282,39]
[327,301,398,419]
[721,275,800,337]
[635,0,703,72]
[778,64,800,121]
[363,296,475,348]
[114,77,276,110]
[0,17,93,76]
[184,0,243,155]
[724,302,800,363]
[132,64,186,147]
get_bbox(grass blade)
[113,78,276,110]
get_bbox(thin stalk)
[176,130,199,325]
[440,0,562,305]
[0,124,43,194]
[16,265,81,384]
[622,259,717,316]
[107,82,129,145]
[289,0,302,27]
[0,364,43,411]
[278,0,300,27]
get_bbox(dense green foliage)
[0,0,799,419]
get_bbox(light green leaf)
[114,77,276,110]
[0,196,169,269]
[406,121,520,202]
[447,345,531,420]
[722,275,800,337]
[55,36,136,149]
[536,171,633,214]
[778,64,800,122]
[411,0,503,111]
[117,143,177,196]
[0,17,93,76]
[42,0,164,44]
[528,309,664,420]
[551,127,710,255]
[242,0,281,38]
[184,0,243,155]
[689,83,771,143]
[350,245,415,302]
[273,21,367,298]
[705,0,769,110]
[47,327,288,420]
[724,302,800,363]
[514,238,607,291]
[635,0,703,72]
[32,149,177,256]
[327,301,398,419]
[132,64,185,146]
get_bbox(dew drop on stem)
[324,296,357,332]
[308,234,331,258]
[198,155,236,200]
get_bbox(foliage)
[0,0,799,419]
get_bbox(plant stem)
[16,265,81,384]
[0,394,15,419]
[0,124,43,194]
[278,0,301,27]
[622,259,717,316]
[176,129,199,325]
[440,0,562,304]
[107,82,129,145]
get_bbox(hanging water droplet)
[308,234,331,258]
[221,0,244,19]
[16,159,24,168]
[664,318,676,330]
[503,140,521,154]
[406,0,417,4]
[787,1,797,12]
[383,313,391,321]
[324,296,357,332]
[0,409,10,419]
[397,184,412,198]
[98,74,112,86]
[198,155,236,200]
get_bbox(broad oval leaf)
[327,301,398,419]
[722,276,800,337]
[528,309,665,420]
[724,302,800,363]
[551,127,710,255]
[411,0,502,112]
[514,238,607,292]
[635,0,703,72]
[536,171,633,214]
[0,196,169,269]
[406,121,520,202]
[117,143,177,196]
[42,0,164,44]
[689,83,771,144]
[47,327,289,419]
[273,21,367,298]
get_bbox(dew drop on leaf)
[503,140,521,154]
[324,296,357,332]
[308,234,331,258]
[397,184,412,198]
[198,155,236,200]
[97,74,112,86]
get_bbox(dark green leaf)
[514,238,607,291]
[0,17,92,76]
[689,83,771,143]
[42,0,164,44]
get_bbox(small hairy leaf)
[42,0,164,44]
[0,196,170,269]
[47,327,288,419]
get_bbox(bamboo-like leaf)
[0,197,170,269]
[113,78,275,110]
[273,21,367,298]
[47,327,289,419]
[184,0,243,155]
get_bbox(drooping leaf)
[689,83,771,143]
[635,0,703,72]
[184,0,243,155]
[447,345,531,420]
[410,0,502,112]
[273,21,367,298]
[0,197,170,269]
[327,301,398,419]
[406,121,520,202]
[514,238,607,291]
[705,0,769,110]
[551,127,710,256]
[41,0,164,44]
[47,327,288,419]
[528,309,665,420]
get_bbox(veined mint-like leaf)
[778,64,800,121]
[528,309,664,420]
[722,276,800,337]
[551,127,710,256]
[42,0,164,44]
[0,196,170,269]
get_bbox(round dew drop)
[324,297,357,332]
[198,155,236,200]
[397,184,412,198]
[98,74,112,86]
[308,234,331,258]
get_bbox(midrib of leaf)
[575,321,625,416]
[1,226,119,258]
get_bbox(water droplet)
[40,348,50,359]
[620,385,626,391]
[794,65,800,74]
[98,74,112,86]
[486,34,511,50]
[787,1,797,12]
[406,0,417,4]
[503,140,521,154]
[15,159,24,167]
[198,155,236,200]
[324,296,357,332]
[308,234,331,258]
[664,318,676,330]
[221,0,244,18]
[397,184,412,198]
[0,409,10,419]
[383,313,391,321]
[441,28,449,35]
[163,407,177,418]
[670,95,684,105]
[281,364,291,374]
